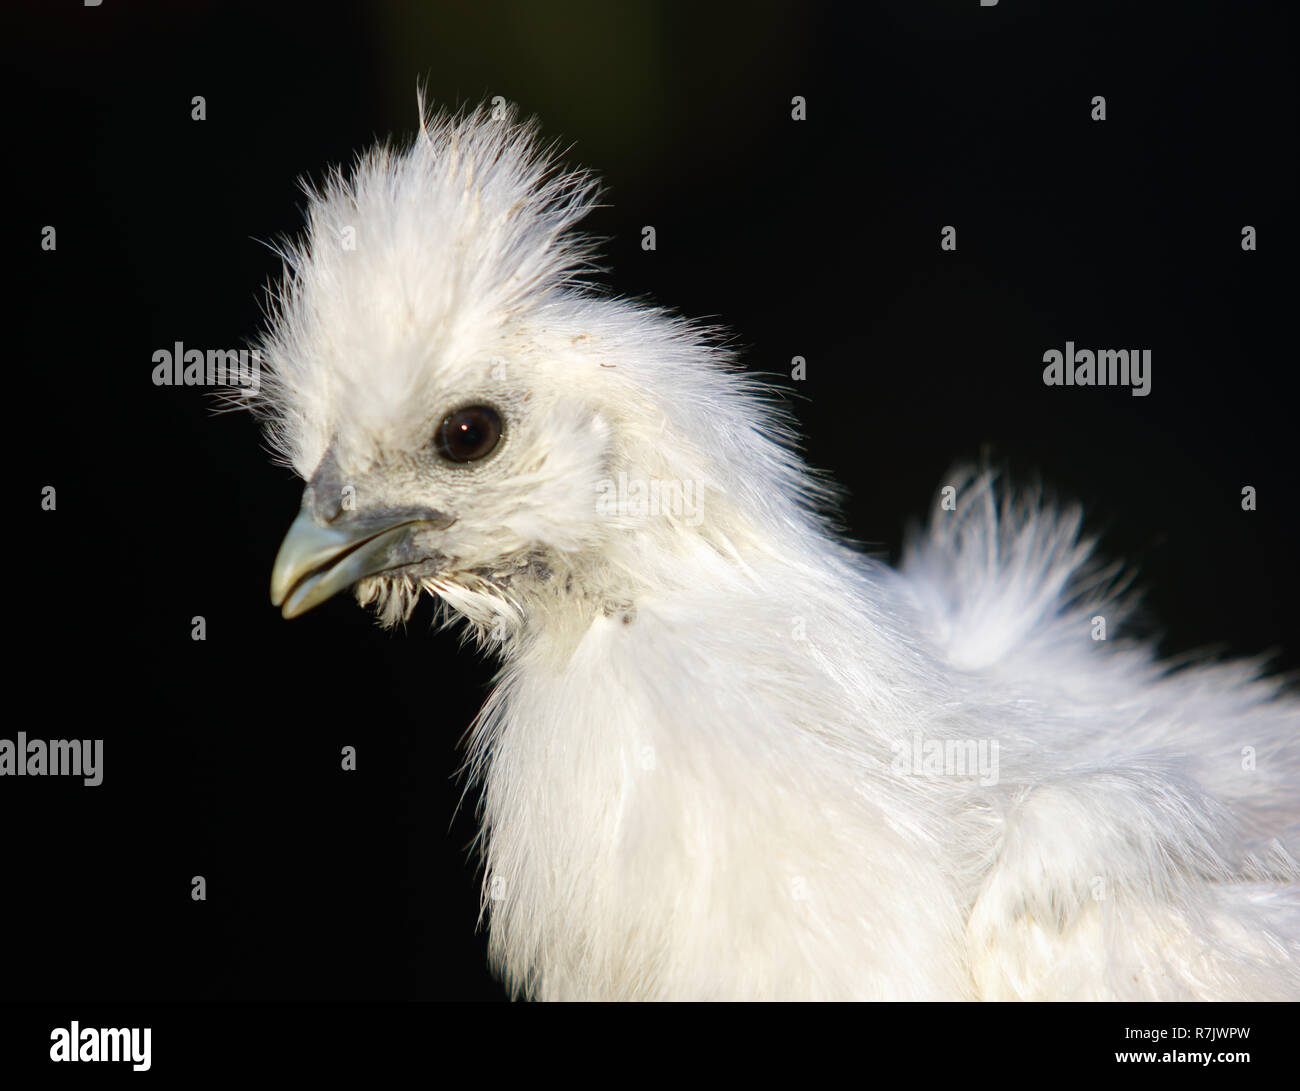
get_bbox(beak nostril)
[299,486,341,526]
[306,448,348,524]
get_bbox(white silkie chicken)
[257,104,1300,1000]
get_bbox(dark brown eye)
[434,405,503,463]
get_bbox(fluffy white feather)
[254,103,1300,1000]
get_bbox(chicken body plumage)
[256,105,1300,1000]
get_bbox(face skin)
[268,318,630,639]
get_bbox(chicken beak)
[270,504,448,619]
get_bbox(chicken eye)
[434,405,504,463]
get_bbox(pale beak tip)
[268,498,449,621]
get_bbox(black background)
[5,0,1296,1006]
